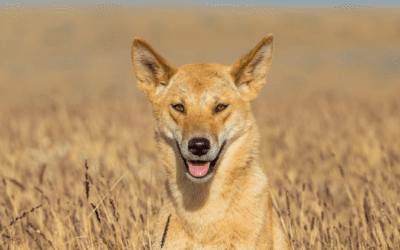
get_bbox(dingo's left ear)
[131,38,176,103]
[230,35,273,101]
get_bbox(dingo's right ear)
[131,38,176,103]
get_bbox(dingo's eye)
[173,104,185,113]
[215,104,228,113]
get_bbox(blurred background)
[1,3,399,106]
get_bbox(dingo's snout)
[188,137,210,157]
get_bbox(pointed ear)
[229,35,273,101]
[131,38,176,103]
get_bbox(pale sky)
[1,0,398,5]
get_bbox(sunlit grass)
[0,91,399,249]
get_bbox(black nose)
[188,137,210,156]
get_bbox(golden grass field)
[1,3,400,250]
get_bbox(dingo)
[131,35,291,250]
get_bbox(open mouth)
[176,141,225,180]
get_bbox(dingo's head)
[131,36,273,183]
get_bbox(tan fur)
[131,35,291,250]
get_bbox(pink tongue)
[188,163,209,177]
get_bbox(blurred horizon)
[1,3,400,106]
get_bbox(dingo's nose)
[188,137,210,156]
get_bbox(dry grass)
[1,3,400,250]
[1,93,399,250]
